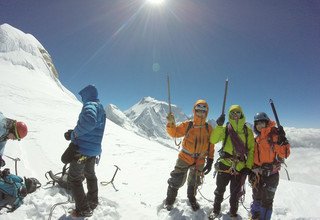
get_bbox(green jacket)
[210,105,254,171]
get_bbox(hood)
[255,120,276,136]
[192,99,209,125]
[78,85,99,103]
[228,104,246,130]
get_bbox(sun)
[146,0,165,5]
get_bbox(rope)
[47,173,73,220]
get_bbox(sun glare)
[147,0,165,5]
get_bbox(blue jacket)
[71,85,106,156]
[0,112,8,156]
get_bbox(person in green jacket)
[209,105,254,219]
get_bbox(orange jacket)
[254,121,290,166]
[167,100,215,165]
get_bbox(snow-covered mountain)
[106,96,189,148]
[124,96,189,139]
[1,23,320,219]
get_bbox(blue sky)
[1,0,319,128]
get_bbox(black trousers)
[213,163,243,214]
[252,172,279,210]
[68,156,98,211]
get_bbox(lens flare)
[147,0,165,5]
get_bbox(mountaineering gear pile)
[0,170,26,212]
[0,168,39,212]
[210,105,254,217]
[165,100,214,211]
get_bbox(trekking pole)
[100,165,121,191]
[221,78,229,115]
[4,154,20,175]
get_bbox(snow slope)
[0,23,320,220]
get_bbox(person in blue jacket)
[0,112,28,167]
[64,85,106,218]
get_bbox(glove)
[64,129,73,141]
[241,167,252,176]
[203,158,213,175]
[216,114,225,126]
[166,113,175,125]
[0,156,5,167]
[277,126,288,145]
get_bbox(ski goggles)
[195,104,207,112]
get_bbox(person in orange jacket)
[250,112,290,220]
[164,100,215,211]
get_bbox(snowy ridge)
[0,23,73,99]
[0,24,320,219]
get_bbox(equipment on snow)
[45,163,77,191]
[24,177,41,194]
[100,165,120,191]
[3,154,20,175]
[0,168,41,212]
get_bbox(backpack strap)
[219,122,249,159]
[185,121,193,135]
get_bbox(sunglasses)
[195,104,207,112]
[195,109,206,113]
[255,120,267,126]
[230,111,241,118]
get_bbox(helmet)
[254,112,270,122]
[15,121,28,140]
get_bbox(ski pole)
[167,74,172,114]
[221,78,229,115]
[269,99,281,127]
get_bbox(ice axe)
[167,74,172,114]
[100,165,121,191]
[4,154,20,175]
[221,78,229,115]
[166,74,181,147]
